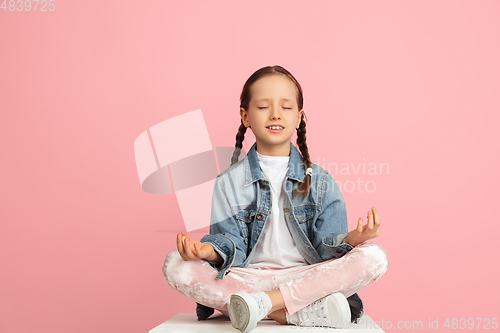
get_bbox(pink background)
[1,1,499,332]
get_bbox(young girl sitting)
[162,65,388,332]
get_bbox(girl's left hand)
[343,207,381,247]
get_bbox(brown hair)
[230,65,312,200]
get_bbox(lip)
[266,124,285,133]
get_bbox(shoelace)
[251,294,267,320]
[296,298,327,327]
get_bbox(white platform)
[150,313,385,332]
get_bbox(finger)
[367,210,374,230]
[182,232,193,256]
[177,233,185,257]
[189,239,200,259]
[183,237,194,259]
[185,237,198,260]
[357,218,363,233]
[372,207,381,226]
[193,242,198,257]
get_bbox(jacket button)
[336,249,343,254]
[256,213,263,220]
[260,180,266,187]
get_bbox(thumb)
[194,242,208,259]
[193,242,200,257]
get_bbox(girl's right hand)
[176,230,216,261]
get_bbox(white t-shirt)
[246,151,308,269]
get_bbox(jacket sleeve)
[200,174,248,274]
[313,171,354,261]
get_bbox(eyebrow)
[255,98,293,102]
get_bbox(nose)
[270,106,282,120]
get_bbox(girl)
[162,65,388,332]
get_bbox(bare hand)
[176,231,216,261]
[343,207,381,247]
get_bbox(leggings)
[162,241,388,316]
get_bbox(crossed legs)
[162,241,388,323]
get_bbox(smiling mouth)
[266,126,285,130]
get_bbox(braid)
[230,121,247,166]
[292,114,312,200]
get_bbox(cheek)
[253,116,267,126]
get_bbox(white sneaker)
[227,292,271,332]
[286,292,351,329]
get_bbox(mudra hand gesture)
[342,207,381,247]
[176,231,221,262]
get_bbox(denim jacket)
[200,141,364,323]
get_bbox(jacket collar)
[244,141,306,186]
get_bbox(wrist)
[207,245,222,263]
[342,235,353,246]
[207,248,217,261]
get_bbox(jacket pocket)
[293,206,315,223]
[233,206,257,245]
[293,206,316,240]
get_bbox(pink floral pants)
[162,241,388,316]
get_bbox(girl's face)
[240,74,303,156]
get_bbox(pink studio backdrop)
[1,1,499,333]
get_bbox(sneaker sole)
[327,293,351,329]
[228,292,259,333]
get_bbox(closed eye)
[258,106,292,110]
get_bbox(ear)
[240,107,248,126]
[297,109,304,127]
